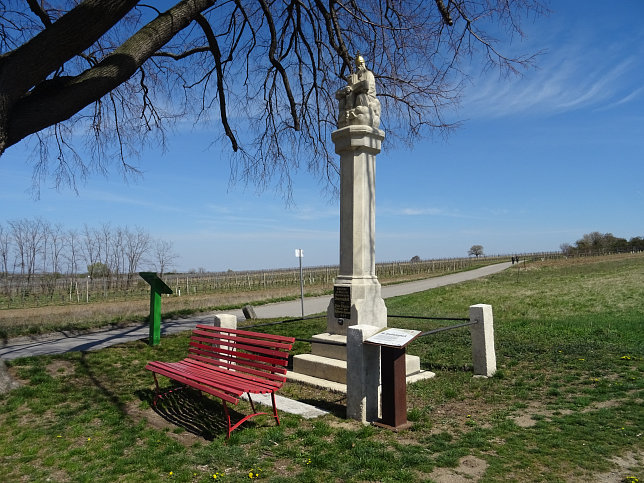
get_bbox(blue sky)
[1,1,643,272]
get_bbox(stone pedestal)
[326,125,387,335]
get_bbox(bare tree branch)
[194,13,239,151]
[0,0,548,196]
[25,0,52,27]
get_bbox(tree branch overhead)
[0,0,547,193]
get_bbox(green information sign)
[139,272,173,346]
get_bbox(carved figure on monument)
[336,55,381,129]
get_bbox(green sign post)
[139,272,173,346]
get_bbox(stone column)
[469,304,496,377]
[346,324,381,423]
[327,125,387,335]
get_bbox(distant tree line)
[0,218,178,294]
[560,232,644,256]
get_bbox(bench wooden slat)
[181,359,282,393]
[188,343,289,373]
[188,353,288,382]
[145,361,240,404]
[190,333,292,357]
[195,325,295,345]
[146,326,295,438]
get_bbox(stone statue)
[336,54,381,129]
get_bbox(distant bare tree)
[468,245,484,258]
[124,226,151,287]
[81,224,99,277]
[560,243,573,256]
[97,223,115,293]
[41,222,65,298]
[65,229,81,301]
[0,224,10,295]
[153,239,179,278]
[9,218,45,283]
[110,226,125,289]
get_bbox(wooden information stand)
[365,328,421,430]
[139,272,173,346]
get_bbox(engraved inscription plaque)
[333,286,351,319]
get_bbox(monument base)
[326,276,387,336]
[289,332,434,393]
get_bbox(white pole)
[296,249,304,319]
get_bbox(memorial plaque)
[333,286,351,319]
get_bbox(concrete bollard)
[213,314,237,330]
[469,304,496,377]
[346,324,381,424]
[242,305,257,320]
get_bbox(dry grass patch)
[428,455,489,482]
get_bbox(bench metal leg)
[152,373,161,406]
[246,392,256,413]
[271,391,280,426]
[222,401,233,439]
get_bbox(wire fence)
[242,312,476,347]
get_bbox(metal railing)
[388,314,475,337]
[241,313,477,346]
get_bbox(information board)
[365,328,421,348]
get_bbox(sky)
[1,1,643,272]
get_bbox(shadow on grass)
[136,386,248,440]
[421,362,474,373]
[79,351,127,416]
[296,395,346,418]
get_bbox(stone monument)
[326,54,387,335]
[290,55,393,391]
[288,57,432,418]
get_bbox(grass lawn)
[1,254,642,482]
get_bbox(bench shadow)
[136,386,247,440]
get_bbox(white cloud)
[463,20,644,119]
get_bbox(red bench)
[145,325,295,438]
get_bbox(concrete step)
[292,353,348,383]
[285,369,436,394]
[285,371,347,393]
[292,351,425,386]
[310,333,347,360]
[307,333,422,377]
[405,354,421,375]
